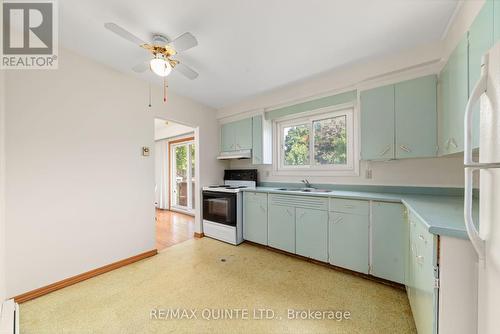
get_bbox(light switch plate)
[142,146,150,156]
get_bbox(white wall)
[4,48,223,297]
[0,65,7,304]
[230,156,464,187]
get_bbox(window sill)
[272,168,359,177]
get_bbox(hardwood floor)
[155,209,195,251]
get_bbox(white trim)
[170,139,196,214]
[218,109,264,124]
[0,299,18,334]
[272,105,359,177]
[441,1,464,41]
[264,87,357,114]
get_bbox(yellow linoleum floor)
[20,238,417,334]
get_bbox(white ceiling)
[59,0,458,109]
[154,118,194,141]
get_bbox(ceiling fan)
[104,22,199,80]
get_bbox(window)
[275,107,357,175]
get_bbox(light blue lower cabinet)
[371,202,406,284]
[268,204,295,253]
[243,192,268,245]
[295,208,328,262]
[329,211,369,274]
[407,211,438,334]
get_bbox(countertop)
[241,187,478,240]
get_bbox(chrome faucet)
[301,179,312,188]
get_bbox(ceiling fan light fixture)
[150,55,172,77]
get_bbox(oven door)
[202,191,237,226]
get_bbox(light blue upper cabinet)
[220,117,253,152]
[469,0,494,149]
[360,85,395,160]
[495,0,500,42]
[371,202,406,284]
[395,75,437,159]
[296,208,328,262]
[220,122,234,152]
[233,118,253,150]
[252,115,263,164]
[440,35,469,155]
[243,192,268,245]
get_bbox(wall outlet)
[365,169,372,179]
[142,146,150,156]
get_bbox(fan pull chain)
[163,77,168,103]
[148,83,152,108]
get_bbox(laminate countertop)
[241,187,479,240]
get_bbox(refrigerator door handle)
[464,167,485,260]
[463,54,490,260]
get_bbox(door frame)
[168,136,195,214]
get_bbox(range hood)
[217,149,252,160]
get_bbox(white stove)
[202,170,257,245]
[202,180,256,193]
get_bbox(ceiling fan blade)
[104,22,146,46]
[132,62,149,73]
[175,62,199,80]
[168,32,198,52]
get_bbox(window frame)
[273,105,359,176]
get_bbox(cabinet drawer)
[269,194,328,210]
[330,198,369,215]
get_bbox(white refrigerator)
[464,42,500,334]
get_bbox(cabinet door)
[360,85,395,160]
[296,208,328,262]
[439,61,451,156]
[221,122,235,151]
[329,212,369,274]
[495,0,500,43]
[371,202,406,284]
[243,192,268,245]
[252,115,263,164]
[447,35,469,154]
[268,205,295,253]
[395,76,437,159]
[469,1,494,149]
[233,118,253,150]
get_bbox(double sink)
[276,187,332,193]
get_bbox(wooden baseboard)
[14,249,158,304]
[244,241,405,290]
[194,232,204,238]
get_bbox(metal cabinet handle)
[379,145,391,156]
[299,212,306,219]
[286,209,293,216]
[450,138,458,148]
[344,204,355,209]
[260,205,266,213]
[400,145,411,152]
[464,54,489,261]
[418,234,427,244]
[416,255,424,265]
[333,217,343,224]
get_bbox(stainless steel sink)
[276,188,332,193]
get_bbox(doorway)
[154,118,196,251]
[169,138,195,214]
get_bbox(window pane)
[283,124,310,166]
[313,115,347,165]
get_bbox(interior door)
[171,140,195,213]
